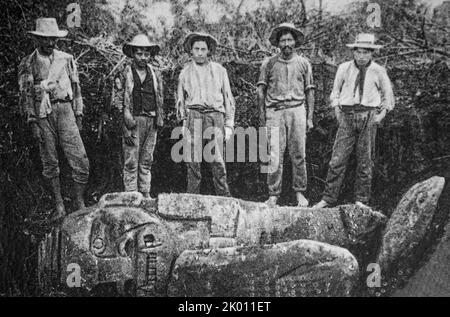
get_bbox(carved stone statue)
[38,191,386,296]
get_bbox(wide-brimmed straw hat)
[346,33,383,50]
[183,32,218,54]
[269,22,304,48]
[28,18,68,38]
[123,34,161,58]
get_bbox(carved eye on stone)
[93,237,105,251]
[144,234,155,247]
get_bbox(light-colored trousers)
[38,102,89,184]
[266,105,307,196]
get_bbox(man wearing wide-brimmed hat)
[257,23,315,207]
[176,32,235,196]
[120,34,164,198]
[313,33,395,209]
[18,18,89,220]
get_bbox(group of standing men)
[18,18,394,221]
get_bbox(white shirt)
[330,60,395,111]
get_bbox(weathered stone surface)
[53,193,214,293]
[392,214,450,297]
[157,193,239,238]
[38,227,62,293]
[40,191,376,296]
[209,237,237,248]
[39,175,449,296]
[377,176,445,272]
[59,204,140,290]
[168,240,359,297]
[99,191,143,208]
[128,222,179,296]
[158,193,387,249]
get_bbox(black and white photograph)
[0,0,449,301]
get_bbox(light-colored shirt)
[35,51,51,79]
[177,61,235,128]
[18,49,83,123]
[257,53,315,108]
[330,60,395,111]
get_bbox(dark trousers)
[185,109,230,197]
[123,116,157,193]
[322,109,377,204]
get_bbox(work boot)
[312,200,330,209]
[296,192,309,207]
[49,177,66,220]
[73,182,86,210]
[265,196,278,207]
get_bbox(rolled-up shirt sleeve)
[68,56,84,116]
[379,68,395,112]
[330,64,345,108]
[257,58,269,87]
[222,68,235,128]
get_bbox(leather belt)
[340,104,376,113]
[51,99,71,104]
[188,105,216,114]
[270,103,303,112]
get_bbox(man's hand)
[176,110,185,122]
[124,109,137,130]
[181,125,191,144]
[156,117,164,130]
[124,128,136,146]
[306,118,314,132]
[76,115,83,131]
[225,126,233,142]
[373,109,387,125]
[176,102,186,122]
[334,106,343,123]
[40,79,56,92]
[31,122,44,144]
[257,85,266,127]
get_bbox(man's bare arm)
[306,89,315,131]
[257,85,266,127]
